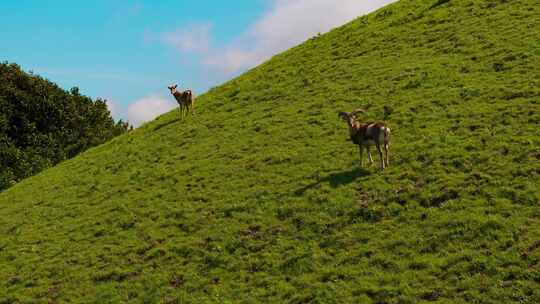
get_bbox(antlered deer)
[339,109,391,170]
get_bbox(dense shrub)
[0,62,129,190]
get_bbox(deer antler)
[350,108,366,116]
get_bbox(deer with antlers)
[168,84,194,118]
[339,109,391,170]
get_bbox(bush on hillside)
[0,62,130,190]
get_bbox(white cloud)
[202,48,261,74]
[105,98,121,120]
[160,23,212,54]
[127,94,177,127]
[160,0,397,75]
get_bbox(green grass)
[1,0,539,302]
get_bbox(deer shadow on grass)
[153,118,181,131]
[294,168,370,196]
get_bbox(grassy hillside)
[1,0,539,302]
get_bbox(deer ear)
[174,84,178,89]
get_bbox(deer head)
[338,111,352,122]
[168,84,178,94]
[339,109,365,123]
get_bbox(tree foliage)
[0,62,130,190]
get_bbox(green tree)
[0,62,130,190]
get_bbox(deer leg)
[367,146,374,165]
[359,145,364,167]
[376,143,385,170]
[384,143,390,167]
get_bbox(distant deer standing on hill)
[168,84,194,118]
[339,109,391,170]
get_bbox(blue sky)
[1,0,394,126]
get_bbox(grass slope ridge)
[1,0,539,302]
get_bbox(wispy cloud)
[158,0,397,75]
[105,98,122,120]
[160,23,212,54]
[127,94,177,127]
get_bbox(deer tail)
[383,126,391,145]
